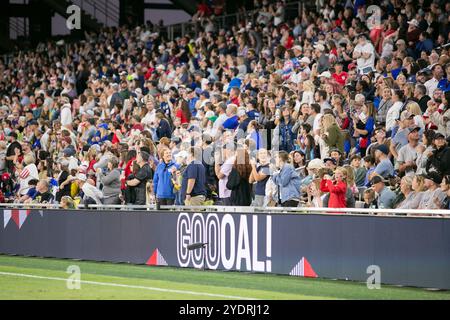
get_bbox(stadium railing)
[0,203,448,217]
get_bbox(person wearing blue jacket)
[272,151,302,207]
[153,149,178,205]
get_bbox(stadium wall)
[0,209,449,289]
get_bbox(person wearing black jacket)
[426,133,450,175]
[226,149,253,206]
[155,113,172,140]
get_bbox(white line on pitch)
[0,271,257,300]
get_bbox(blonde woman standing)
[319,114,344,159]
[300,80,315,105]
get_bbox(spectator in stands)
[126,151,153,205]
[426,133,450,176]
[396,126,421,177]
[350,155,366,188]
[441,175,450,210]
[371,175,396,209]
[396,176,417,209]
[372,145,394,179]
[363,188,378,209]
[16,154,39,198]
[249,148,271,207]
[417,172,446,210]
[28,179,54,204]
[226,148,253,206]
[97,157,121,205]
[182,147,207,206]
[320,167,348,209]
[153,149,178,206]
[272,151,301,207]
[76,174,103,206]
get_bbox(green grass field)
[0,255,449,300]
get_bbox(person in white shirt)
[273,1,285,26]
[17,154,39,196]
[424,64,444,96]
[60,103,72,128]
[385,89,405,134]
[310,103,323,137]
[212,102,229,139]
[353,34,375,74]
[76,174,103,205]
[142,98,157,128]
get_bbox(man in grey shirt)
[418,172,446,210]
[374,145,394,178]
[397,126,420,176]
[371,175,396,209]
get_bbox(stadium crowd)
[0,0,449,211]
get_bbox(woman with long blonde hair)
[319,114,344,159]
[403,82,416,101]
[406,101,424,130]
[300,80,315,105]
[307,178,324,207]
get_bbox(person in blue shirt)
[437,63,450,92]
[278,106,296,153]
[353,102,375,157]
[187,89,199,116]
[363,155,376,187]
[373,145,394,179]
[222,104,239,130]
[181,147,207,205]
[227,78,242,94]
[153,149,178,205]
[90,123,111,146]
[415,32,434,57]
[155,113,172,140]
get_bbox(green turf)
[0,255,449,300]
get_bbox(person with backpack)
[271,151,302,207]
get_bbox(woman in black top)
[226,149,253,206]
[56,163,71,202]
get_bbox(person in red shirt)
[320,167,348,209]
[332,62,348,86]
[121,149,137,191]
[175,99,192,125]
[229,87,241,106]
[131,115,144,132]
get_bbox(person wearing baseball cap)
[371,175,396,209]
[426,132,450,175]
[314,42,330,74]
[372,144,394,179]
[397,126,421,176]
[390,111,416,158]
[417,171,446,209]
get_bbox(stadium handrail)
[0,203,448,217]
